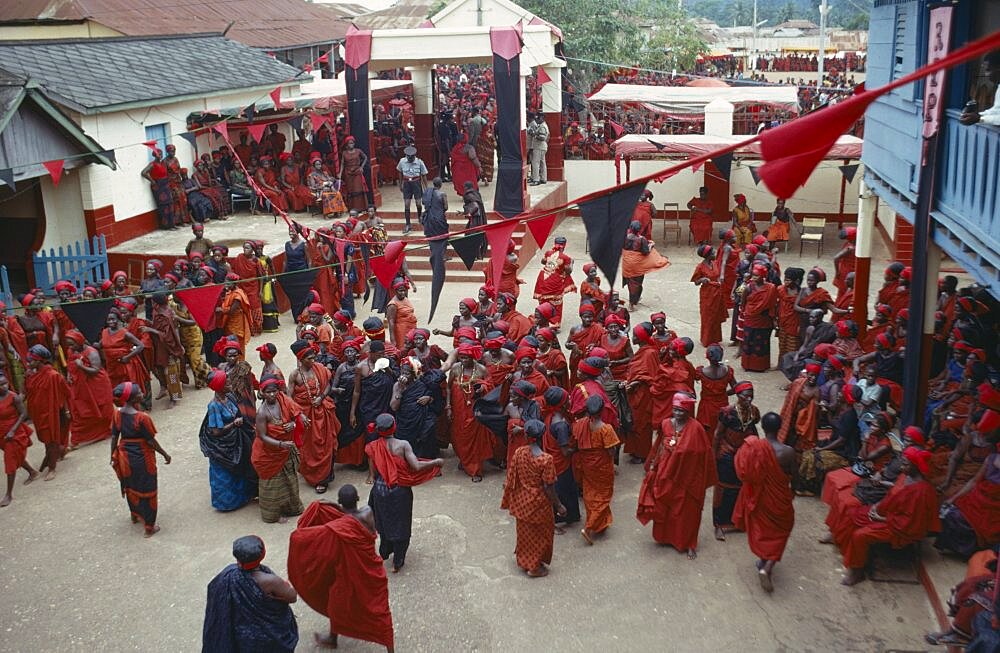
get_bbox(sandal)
[580,529,594,545]
[315,484,328,494]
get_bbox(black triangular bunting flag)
[179,132,199,149]
[749,166,762,186]
[711,153,733,181]
[450,233,485,271]
[839,163,859,184]
[0,168,14,189]
[579,182,647,287]
[61,298,114,344]
[277,268,318,323]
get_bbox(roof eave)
[75,78,310,115]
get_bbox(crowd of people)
[4,50,999,652]
[2,175,998,648]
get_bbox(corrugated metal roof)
[0,0,354,49]
[0,34,307,112]
[357,0,436,30]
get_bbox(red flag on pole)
[43,160,65,187]
[536,66,552,85]
[310,113,328,133]
[608,120,624,138]
[142,140,158,150]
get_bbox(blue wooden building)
[862,0,999,288]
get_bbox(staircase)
[377,213,528,283]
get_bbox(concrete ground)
[1,210,964,652]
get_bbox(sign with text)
[922,6,953,139]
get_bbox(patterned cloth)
[501,446,557,571]
[258,450,304,523]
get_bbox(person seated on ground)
[202,535,299,652]
[820,446,940,585]
[936,410,1000,559]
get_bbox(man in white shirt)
[396,146,428,234]
[960,51,1000,126]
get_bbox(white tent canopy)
[587,84,800,114]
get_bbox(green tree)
[779,0,797,22]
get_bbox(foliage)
[518,0,708,88]
[683,0,871,30]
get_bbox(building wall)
[38,171,86,251]
[860,0,925,218]
[565,159,860,220]
[72,87,299,246]
[0,21,122,40]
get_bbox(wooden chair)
[799,216,826,256]
[661,202,681,245]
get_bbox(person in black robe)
[357,342,397,442]
[202,535,299,653]
[391,361,445,460]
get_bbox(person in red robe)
[501,418,565,576]
[535,328,568,391]
[691,245,727,347]
[254,156,288,214]
[832,228,857,301]
[24,345,69,481]
[687,187,715,245]
[651,338,696,428]
[446,343,495,482]
[823,446,940,585]
[253,377,306,524]
[695,344,735,435]
[533,248,576,330]
[625,322,658,463]
[231,242,265,337]
[631,189,655,240]
[450,134,481,196]
[716,229,739,311]
[496,292,533,343]
[364,413,443,572]
[63,330,113,448]
[288,489,395,652]
[740,264,778,372]
[573,394,620,545]
[0,373,38,506]
[484,239,523,298]
[288,340,339,494]
[218,275,253,356]
[578,264,606,317]
[637,393,717,558]
[733,412,796,592]
[565,303,606,388]
[280,153,316,212]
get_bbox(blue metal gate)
[32,235,109,295]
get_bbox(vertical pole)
[853,180,874,339]
[818,0,828,87]
[752,0,758,72]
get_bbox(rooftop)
[0,0,355,50]
[0,34,307,114]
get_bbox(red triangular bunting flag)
[485,219,520,292]
[758,90,875,198]
[246,123,267,145]
[418,19,434,28]
[370,240,406,290]
[175,284,224,331]
[692,160,703,172]
[608,120,624,138]
[310,113,328,133]
[142,140,158,150]
[269,87,283,109]
[212,121,229,141]
[536,66,552,85]
[526,213,556,248]
[43,160,64,186]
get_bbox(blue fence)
[32,235,109,295]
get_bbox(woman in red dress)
[450,134,481,197]
[565,303,605,388]
[691,245,727,347]
[100,310,147,389]
[599,314,632,381]
[231,241,265,337]
[695,344,736,434]
[254,156,288,214]
[279,153,315,212]
[625,322,659,463]
[64,330,114,448]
